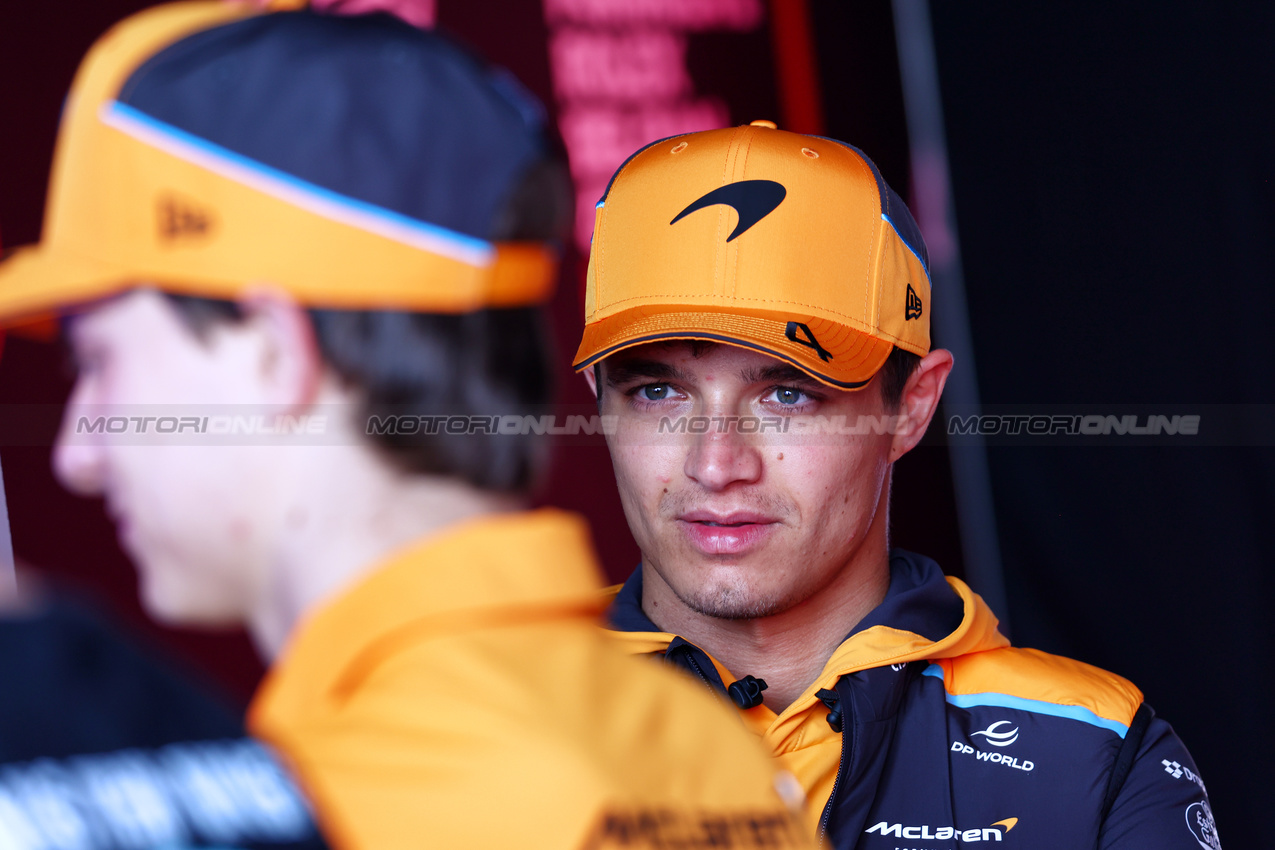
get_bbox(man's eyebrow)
[603,359,688,387]
[742,363,821,387]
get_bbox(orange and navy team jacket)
[604,551,1219,850]
[249,510,811,850]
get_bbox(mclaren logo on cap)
[905,284,923,320]
[670,180,786,242]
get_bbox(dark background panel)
[808,0,965,579]
[930,2,1274,843]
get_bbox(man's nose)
[683,415,763,491]
[52,388,107,497]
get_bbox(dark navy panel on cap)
[118,11,546,240]
[881,183,929,273]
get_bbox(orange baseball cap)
[0,2,559,326]
[573,121,930,389]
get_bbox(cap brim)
[0,245,134,327]
[574,306,894,390]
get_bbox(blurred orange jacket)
[249,509,809,849]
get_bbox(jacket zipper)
[681,648,714,689]
[817,683,849,841]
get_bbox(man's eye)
[772,387,805,406]
[640,384,672,401]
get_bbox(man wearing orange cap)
[577,123,1218,849]
[0,6,811,849]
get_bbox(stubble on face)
[637,485,805,621]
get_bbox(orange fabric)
[928,647,1145,728]
[250,511,812,849]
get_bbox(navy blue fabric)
[0,597,326,848]
[849,550,964,643]
[120,11,546,240]
[0,597,240,760]
[845,673,1211,850]
[881,183,929,273]
[607,564,656,632]
[665,636,729,695]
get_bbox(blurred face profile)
[53,288,277,626]
[595,342,896,621]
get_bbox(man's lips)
[679,510,777,525]
[676,511,779,555]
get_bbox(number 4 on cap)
[785,322,833,362]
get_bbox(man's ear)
[235,287,322,410]
[888,348,954,464]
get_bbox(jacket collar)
[607,549,973,646]
[607,564,658,632]
[251,509,605,729]
[603,550,1008,716]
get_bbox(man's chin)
[678,581,789,621]
[139,573,242,628]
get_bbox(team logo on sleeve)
[1186,800,1221,850]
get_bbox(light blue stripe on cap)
[101,100,495,267]
[922,664,1129,738]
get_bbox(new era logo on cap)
[157,193,214,242]
[906,284,923,320]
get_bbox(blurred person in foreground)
[0,5,810,848]
[0,247,318,849]
[576,123,1219,849]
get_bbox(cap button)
[749,119,778,129]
